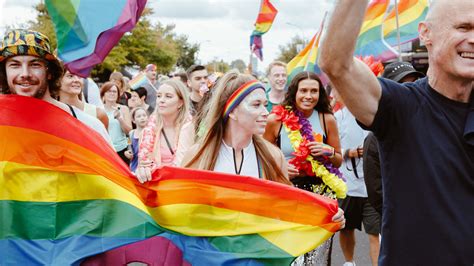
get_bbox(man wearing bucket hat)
[0,29,111,143]
[319,0,473,265]
[0,29,63,98]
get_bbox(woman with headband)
[182,71,345,232]
[182,71,290,183]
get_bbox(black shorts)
[338,196,381,235]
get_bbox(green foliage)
[276,35,308,63]
[174,35,200,70]
[206,59,230,73]
[27,4,199,78]
[28,3,57,50]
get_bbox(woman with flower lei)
[264,71,346,199]
[264,71,346,266]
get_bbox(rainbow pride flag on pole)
[286,14,327,83]
[354,0,398,60]
[45,0,147,77]
[0,95,341,265]
[383,0,429,47]
[250,0,278,61]
[129,72,150,89]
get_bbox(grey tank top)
[280,110,326,161]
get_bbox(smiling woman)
[58,70,109,129]
[101,81,133,164]
[263,71,344,265]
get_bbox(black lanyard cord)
[232,148,244,175]
[161,129,175,155]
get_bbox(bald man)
[319,0,473,265]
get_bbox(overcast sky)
[0,0,333,71]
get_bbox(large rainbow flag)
[250,0,278,61]
[383,0,429,47]
[286,14,326,83]
[45,0,147,77]
[0,95,341,265]
[354,0,397,60]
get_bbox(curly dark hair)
[281,71,333,114]
[0,58,64,97]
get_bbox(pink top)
[159,138,175,166]
[138,114,194,170]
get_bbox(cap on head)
[0,29,60,66]
[382,62,425,82]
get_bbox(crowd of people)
[0,0,472,264]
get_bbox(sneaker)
[343,262,356,266]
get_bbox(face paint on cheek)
[239,90,266,113]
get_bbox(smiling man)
[0,29,110,142]
[319,0,473,265]
[265,61,287,112]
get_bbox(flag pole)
[394,0,402,62]
[380,1,400,60]
[304,12,327,71]
[248,53,253,75]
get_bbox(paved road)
[330,229,374,266]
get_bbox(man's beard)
[11,78,48,99]
[32,84,48,99]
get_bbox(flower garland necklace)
[273,105,347,199]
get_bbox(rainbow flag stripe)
[354,0,397,60]
[383,0,429,46]
[250,0,278,60]
[0,95,340,265]
[286,15,326,83]
[252,0,278,35]
[45,0,146,77]
[129,72,150,90]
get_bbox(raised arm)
[319,0,382,127]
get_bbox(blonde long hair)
[185,70,289,185]
[153,79,191,136]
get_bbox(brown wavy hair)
[282,71,333,114]
[0,58,64,96]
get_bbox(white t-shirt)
[214,140,261,178]
[84,78,104,108]
[335,107,368,197]
[71,105,113,145]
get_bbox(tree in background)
[275,35,308,63]
[206,59,230,73]
[230,59,246,73]
[174,35,200,70]
[28,3,57,48]
[27,3,199,78]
